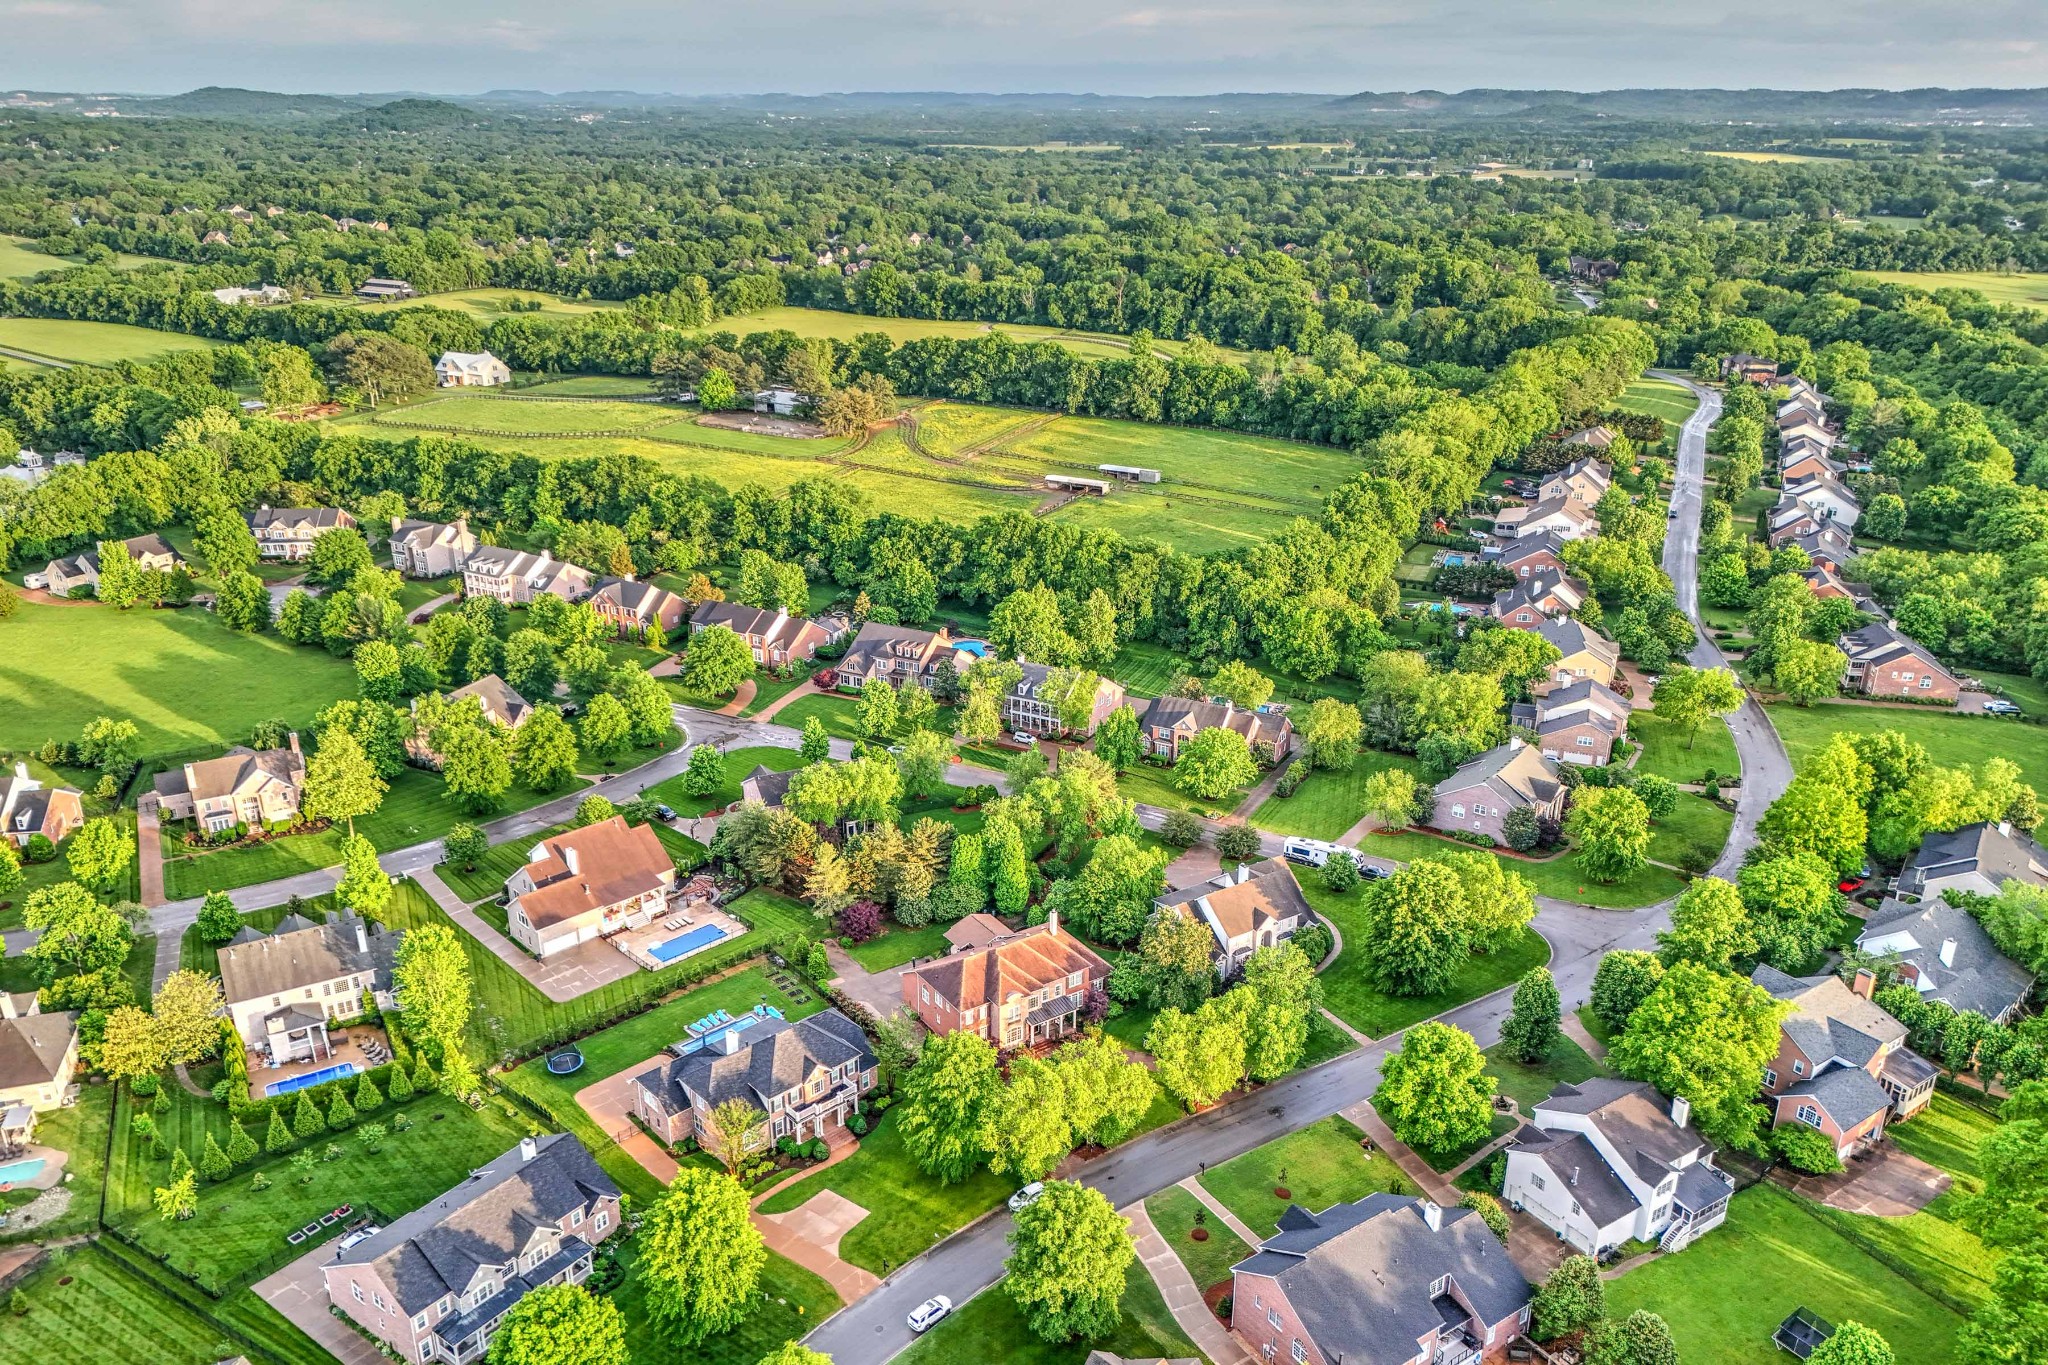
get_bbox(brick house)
[632,1007,876,1152]
[390,517,479,579]
[504,817,677,957]
[1721,353,1779,384]
[461,547,592,607]
[1496,532,1570,582]
[1856,894,2035,1025]
[1751,965,1937,1161]
[153,735,306,832]
[0,761,84,849]
[1230,1194,1531,1365]
[1779,448,1841,485]
[1839,622,1959,702]
[1509,678,1630,767]
[831,622,975,691]
[1532,617,1620,691]
[1432,740,1565,844]
[247,506,356,561]
[218,911,400,1067]
[900,913,1109,1051]
[1137,696,1294,763]
[1487,569,1585,628]
[688,601,841,667]
[588,576,688,640]
[323,1134,620,1365]
[1152,857,1316,978]
[1003,662,1128,738]
[1504,1080,1732,1257]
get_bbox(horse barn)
[1046,473,1113,496]
[1098,464,1162,483]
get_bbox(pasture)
[1855,269,2048,310]
[0,317,223,366]
[1700,149,1848,164]
[358,286,623,318]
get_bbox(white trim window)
[1797,1104,1824,1129]
[594,1211,610,1234]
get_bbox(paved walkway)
[417,866,642,1002]
[1343,1101,1458,1204]
[750,678,827,725]
[136,793,166,909]
[1562,1011,1609,1061]
[254,1242,387,1365]
[1174,1175,1263,1248]
[1773,1145,1951,1216]
[1126,1201,1255,1365]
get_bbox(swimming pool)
[648,923,730,964]
[265,1061,360,1097]
[954,638,990,657]
[0,1157,45,1184]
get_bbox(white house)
[1783,472,1861,530]
[435,350,512,388]
[1503,1078,1733,1257]
[752,387,807,416]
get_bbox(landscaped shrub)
[250,1170,270,1191]
[1273,760,1309,798]
[1320,853,1358,894]
[838,900,884,942]
[849,1113,869,1136]
[1289,923,1334,966]
[326,1089,356,1130]
[225,1118,258,1166]
[1158,810,1203,849]
[23,834,54,863]
[1770,1124,1844,1175]
[198,1133,231,1182]
[1449,830,1497,848]
[130,1073,159,1097]
[353,1073,383,1111]
[265,1108,292,1153]
[806,1138,828,1161]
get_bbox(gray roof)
[217,911,398,1007]
[1674,1161,1734,1214]
[1230,1195,1529,1358]
[1511,1126,1641,1226]
[1533,1078,1705,1185]
[1534,617,1619,667]
[637,1009,874,1115]
[1783,1065,1893,1131]
[331,1133,617,1315]
[248,507,350,533]
[1856,897,2034,1019]
[1498,531,1567,567]
[1750,966,1907,1071]
[1900,822,2048,897]
[740,764,796,809]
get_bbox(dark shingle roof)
[1900,822,2048,897]
[217,910,398,1007]
[637,1009,875,1114]
[1511,1126,1641,1227]
[1856,897,2034,1019]
[1783,1066,1893,1131]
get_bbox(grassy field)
[1144,1183,1254,1293]
[1631,710,1741,784]
[755,1107,1018,1274]
[1483,1034,1612,1113]
[1855,269,2048,310]
[1606,1182,1968,1364]
[698,305,1175,362]
[6,1243,301,1365]
[1198,1115,1412,1236]
[1618,377,1701,428]
[1702,149,1849,164]
[0,603,359,761]
[642,744,804,818]
[0,1080,113,1244]
[362,287,625,319]
[843,922,951,971]
[1766,701,2048,788]
[1113,758,1250,818]
[0,235,166,278]
[0,317,223,365]
[1647,793,1735,872]
[1249,749,1429,841]
[893,1261,1200,1365]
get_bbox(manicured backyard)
[1768,701,2048,788]
[842,922,952,971]
[1144,1183,1253,1292]
[1198,1115,1411,1237]
[892,1258,1202,1365]
[607,1236,840,1365]
[5,1244,300,1365]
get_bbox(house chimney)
[1999,821,2014,838]
[356,919,369,956]
[12,761,27,782]
[1671,1095,1691,1129]
[714,1027,743,1055]
[1569,1167,1580,1188]
[564,846,580,875]
[1508,735,1526,752]
[1046,908,1059,936]
[1235,861,1252,885]
[1420,1200,1442,1232]
[1851,968,1876,1000]
[1940,938,1957,969]
[519,1136,538,1163]
[287,731,301,756]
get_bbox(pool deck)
[247,1024,390,1102]
[0,1142,66,1192]
[611,905,748,971]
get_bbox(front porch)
[246,1023,391,1102]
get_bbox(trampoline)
[545,1048,585,1076]
[1773,1307,1834,1359]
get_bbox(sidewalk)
[1175,1175,1262,1248]
[751,678,827,725]
[1562,1011,1609,1061]
[1126,1201,1254,1365]
[1342,1101,1459,1204]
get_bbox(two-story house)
[831,622,976,692]
[152,735,307,832]
[1496,532,1571,583]
[1490,495,1598,542]
[1003,662,1128,738]
[390,517,479,579]
[688,601,841,667]
[461,547,593,607]
[1487,569,1586,628]
[1856,894,2035,1025]
[1432,740,1566,845]
[434,350,512,387]
[633,1007,877,1152]
[588,576,688,640]
[1504,1078,1733,1257]
[1751,966,1937,1160]
[1779,445,1841,485]
[0,761,84,850]
[1137,696,1295,764]
[324,1134,620,1365]
[1839,621,1959,703]
[1230,1194,1532,1365]
[218,911,401,1067]
[41,532,185,597]
[1509,678,1631,767]
[1898,820,2048,901]
[1783,471,1862,530]
[0,988,80,1124]
[407,675,533,767]
[505,817,677,958]
[1532,617,1620,691]
[1541,457,1610,507]
[1722,353,1780,384]
[1152,858,1316,978]
[247,506,357,561]
[1782,526,1856,574]
[900,913,1109,1050]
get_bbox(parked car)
[1008,1182,1045,1213]
[1011,732,1038,746]
[336,1225,382,1252]
[654,804,677,822]
[1983,699,2023,716]
[908,1296,953,1333]
[1838,862,1876,895]
[1360,864,1391,881]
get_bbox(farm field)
[351,286,625,318]
[0,316,224,366]
[1855,269,2048,310]
[703,304,1161,360]
[1766,701,2048,788]
[0,234,167,278]
[0,602,359,760]
[1701,149,1848,164]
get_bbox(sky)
[3,0,2045,96]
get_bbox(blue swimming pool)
[954,638,990,657]
[265,1061,359,1097]
[0,1157,45,1184]
[649,923,730,964]
[1442,553,1467,567]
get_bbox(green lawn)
[1198,1115,1412,1237]
[1618,377,1702,428]
[0,603,359,761]
[642,744,805,818]
[893,1256,1202,1365]
[5,1243,296,1365]
[1606,1182,1969,1365]
[1767,701,2048,789]
[1299,874,1551,1037]
[0,316,224,365]
[1106,641,1184,700]
[1631,710,1742,784]
[1250,749,1429,841]
[608,1235,840,1365]
[1854,269,2048,310]
[1114,759,1248,818]
[766,692,873,745]
[0,1078,113,1245]
[1144,1183,1253,1293]
[1646,794,1735,872]
[1482,1035,1613,1113]
[1323,825,1684,909]
[843,922,952,971]
[755,1107,1016,1274]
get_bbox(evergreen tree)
[198,1132,232,1181]
[354,1071,384,1111]
[225,1117,258,1166]
[292,1092,323,1138]
[327,1087,357,1130]
[1501,967,1563,1063]
[265,1107,293,1153]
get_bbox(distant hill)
[1324,86,2048,123]
[144,86,364,118]
[340,98,487,132]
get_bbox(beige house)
[0,989,80,1119]
[1540,457,1611,507]
[1492,496,1598,542]
[248,506,357,561]
[390,517,479,579]
[218,911,401,1067]
[153,735,306,832]
[1533,617,1621,691]
[462,546,592,606]
[505,817,677,957]
[1,761,84,849]
[1153,857,1316,978]
[40,533,185,597]
[434,350,512,387]
[1433,739,1566,844]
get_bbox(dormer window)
[1431,1275,1450,1297]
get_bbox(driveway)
[253,1242,386,1365]
[825,942,919,1020]
[1774,1144,1951,1217]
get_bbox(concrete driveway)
[1775,1143,1951,1217]
[253,1243,386,1365]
